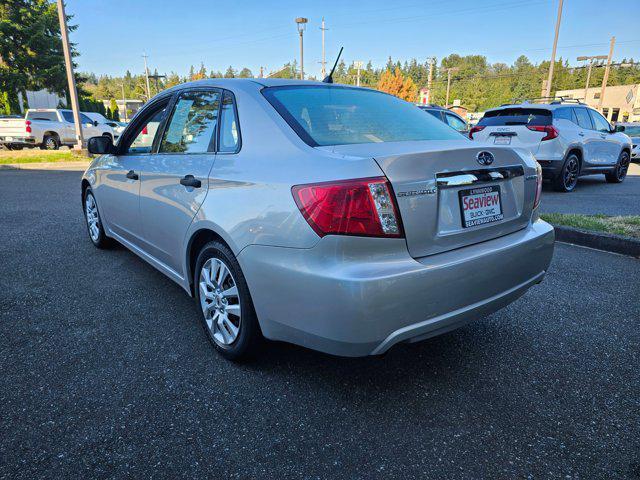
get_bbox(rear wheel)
[41,134,59,150]
[605,151,630,183]
[8,145,23,151]
[552,153,580,192]
[194,241,262,361]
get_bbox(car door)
[95,97,171,247]
[79,113,99,140]
[138,88,221,274]
[59,110,76,143]
[588,109,619,165]
[572,107,599,166]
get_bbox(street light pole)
[354,61,363,87]
[545,0,564,98]
[319,18,328,78]
[295,17,308,80]
[56,0,84,150]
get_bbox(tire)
[552,153,580,192]
[41,134,59,150]
[194,241,262,361]
[605,151,630,184]
[8,145,23,151]
[83,188,112,249]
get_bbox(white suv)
[469,100,633,192]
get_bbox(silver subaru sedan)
[82,78,554,360]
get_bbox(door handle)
[180,174,201,188]
[126,170,139,180]
[578,132,585,136]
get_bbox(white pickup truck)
[0,109,115,150]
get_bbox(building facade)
[555,84,640,123]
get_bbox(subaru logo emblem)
[476,151,494,166]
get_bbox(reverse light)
[527,125,559,141]
[25,120,32,134]
[534,162,543,209]
[468,125,485,139]
[292,177,403,238]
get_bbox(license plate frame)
[493,135,511,145]
[458,185,504,228]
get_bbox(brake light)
[141,125,148,135]
[534,162,543,209]
[292,177,403,238]
[469,125,485,139]
[527,125,558,141]
[25,120,32,133]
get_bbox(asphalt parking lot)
[1,169,639,479]
[539,164,640,216]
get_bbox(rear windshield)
[478,108,551,127]
[26,111,57,122]
[262,86,461,146]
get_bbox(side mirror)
[615,125,625,132]
[87,136,114,155]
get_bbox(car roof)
[484,102,595,113]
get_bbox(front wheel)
[194,241,262,361]
[552,153,580,192]
[605,151,630,183]
[83,189,111,248]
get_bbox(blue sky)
[69,0,640,78]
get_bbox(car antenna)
[322,46,344,84]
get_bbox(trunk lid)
[319,141,537,258]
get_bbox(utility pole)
[121,83,127,122]
[444,67,459,108]
[354,61,363,87]
[426,57,435,104]
[142,52,151,101]
[598,36,616,111]
[577,55,608,101]
[56,0,84,150]
[259,66,264,78]
[319,18,328,78]
[545,0,564,97]
[295,17,308,80]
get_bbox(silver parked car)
[82,79,554,360]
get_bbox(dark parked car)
[418,105,468,134]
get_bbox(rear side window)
[61,111,74,123]
[421,108,444,121]
[26,111,57,122]
[160,90,221,154]
[478,108,551,127]
[573,108,593,130]
[263,86,460,146]
[445,113,467,132]
[553,107,576,123]
[218,91,240,153]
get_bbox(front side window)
[160,90,221,154]
[573,108,593,130]
[263,86,461,146]
[589,109,611,133]
[445,113,467,132]
[218,91,240,153]
[124,101,169,154]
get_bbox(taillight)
[25,120,32,134]
[527,125,558,141]
[142,125,148,135]
[469,125,485,139]
[534,162,543,209]
[292,177,403,238]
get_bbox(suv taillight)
[292,177,403,238]
[527,125,558,141]
[534,162,543,209]
[469,125,485,139]
[25,120,32,133]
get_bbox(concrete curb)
[553,224,640,258]
[0,161,90,171]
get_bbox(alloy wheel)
[85,193,100,242]
[563,156,579,190]
[617,153,630,181]
[45,137,57,150]
[199,258,241,346]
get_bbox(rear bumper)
[239,219,555,357]
[0,136,36,146]
[536,159,564,178]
